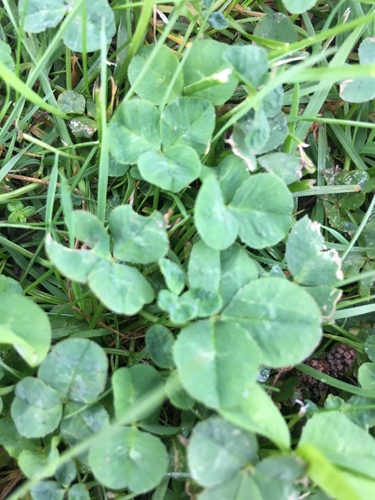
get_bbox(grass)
[1,0,375,498]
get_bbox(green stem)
[116,0,154,86]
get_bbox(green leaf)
[359,36,375,65]
[183,40,238,105]
[138,145,201,193]
[19,0,66,33]
[222,278,321,367]
[220,383,291,450]
[68,484,90,500]
[282,0,318,14]
[0,40,15,71]
[7,200,24,213]
[324,169,369,211]
[340,471,375,499]
[297,444,360,500]
[198,470,260,500]
[258,152,302,185]
[108,154,129,177]
[88,260,155,315]
[60,403,109,463]
[188,240,221,292]
[217,155,249,204]
[161,97,215,154]
[146,325,175,369]
[21,205,36,218]
[55,459,77,487]
[208,12,229,30]
[108,99,161,165]
[45,235,99,284]
[305,285,341,320]
[30,481,65,500]
[165,372,194,410]
[254,112,289,155]
[224,45,268,88]
[262,85,284,118]
[159,258,186,295]
[38,338,108,403]
[255,455,305,481]
[365,336,375,362]
[286,216,343,286]
[140,423,180,436]
[358,363,375,391]
[298,412,375,479]
[195,174,238,250]
[340,38,375,103]
[128,45,183,105]
[253,13,298,43]
[19,445,59,479]
[327,395,375,430]
[228,109,269,168]
[188,417,258,487]
[219,244,258,307]
[0,293,51,366]
[229,174,293,250]
[88,426,168,493]
[69,116,97,138]
[157,289,198,323]
[0,275,23,295]
[110,205,168,264]
[62,0,116,53]
[251,470,298,500]
[173,319,261,409]
[112,365,163,422]
[73,210,110,257]
[190,288,223,317]
[340,77,375,103]
[11,377,62,438]
[0,419,37,459]
[57,90,85,114]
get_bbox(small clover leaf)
[222,278,322,368]
[188,417,258,487]
[220,383,291,450]
[340,38,375,103]
[112,365,163,422]
[183,39,238,105]
[108,99,161,165]
[88,427,168,493]
[38,338,108,403]
[110,205,168,264]
[282,0,318,14]
[229,174,293,250]
[128,45,183,105]
[174,319,261,409]
[11,378,62,438]
[0,293,51,367]
[286,216,343,286]
[138,145,201,193]
[224,45,268,88]
[159,258,186,295]
[46,207,168,315]
[195,174,238,250]
[161,97,215,154]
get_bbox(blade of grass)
[0,61,69,119]
[115,0,154,86]
[96,19,110,222]
[296,364,375,399]
[341,192,375,261]
[333,303,375,320]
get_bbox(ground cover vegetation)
[1,0,375,498]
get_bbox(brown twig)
[6,173,85,200]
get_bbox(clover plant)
[1,0,375,498]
